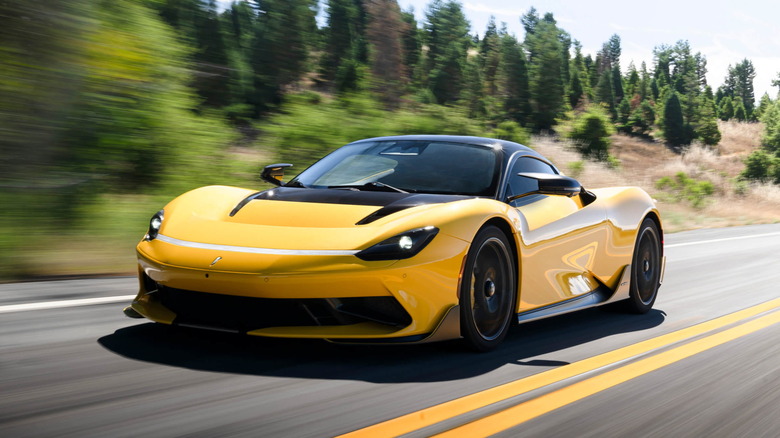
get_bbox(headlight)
[356,226,439,261]
[144,210,164,241]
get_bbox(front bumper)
[129,236,468,342]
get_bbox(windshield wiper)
[328,181,409,194]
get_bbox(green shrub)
[263,92,489,169]
[567,160,584,178]
[740,150,775,183]
[491,120,530,145]
[564,104,615,161]
[656,172,715,208]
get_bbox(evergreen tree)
[741,150,773,182]
[528,19,564,130]
[461,57,485,118]
[638,62,651,101]
[719,96,734,121]
[479,17,501,96]
[697,87,721,145]
[630,99,655,136]
[734,97,747,121]
[220,0,257,118]
[663,92,689,146]
[250,0,315,112]
[566,104,615,160]
[722,59,757,119]
[400,7,421,83]
[762,100,780,153]
[755,93,773,120]
[625,62,639,98]
[422,0,470,104]
[612,64,624,107]
[500,34,531,124]
[595,69,616,118]
[321,0,364,83]
[616,97,631,133]
[569,68,584,109]
[520,6,540,62]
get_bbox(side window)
[505,157,557,207]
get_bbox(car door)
[504,156,609,311]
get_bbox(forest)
[1,0,780,279]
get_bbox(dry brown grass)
[717,120,764,155]
[531,121,780,233]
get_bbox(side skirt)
[516,265,631,324]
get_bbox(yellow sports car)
[125,135,664,351]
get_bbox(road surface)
[2,224,779,437]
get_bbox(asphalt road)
[2,224,779,437]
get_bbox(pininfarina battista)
[125,135,664,351]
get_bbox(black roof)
[349,135,546,165]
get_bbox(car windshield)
[288,140,500,196]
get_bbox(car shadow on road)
[98,307,665,383]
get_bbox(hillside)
[534,121,780,232]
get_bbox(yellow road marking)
[338,297,780,438]
[435,308,780,437]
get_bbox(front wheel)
[624,218,662,313]
[459,226,516,352]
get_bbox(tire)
[624,218,662,314]
[459,225,516,352]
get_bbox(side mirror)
[261,163,293,186]
[507,172,582,202]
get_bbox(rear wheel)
[460,226,516,352]
[624,218,662,313]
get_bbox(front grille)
[155,285,412,333]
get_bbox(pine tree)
[422,0,470,104]
[664,92,689,146]
[722,59,757,119]
[625,62,639,98]
[400,7,421,83]
[462,57,485,118]
[480,17,501,96]
[616,97,631,133]
[697,87,721,145]
[193,1,229,107]
[569,68,584,109]
[250,0,315,112]
[528,19,564,130]
[762,100,780,153]
[719,97,734,121]
[734,98,747,121]
[755,93,773,120]
[500,34,531,125]
[595,69,616,118]
[612,65,624,107]
[321,0,363,83]
[630,99,655,136]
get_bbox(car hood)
[157,186,468,251]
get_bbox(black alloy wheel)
[460,225,516,351]
[625,218,662,313]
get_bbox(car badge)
[209,256,222,267]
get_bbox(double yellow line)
[340,297,780,438]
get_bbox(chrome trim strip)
[156,234,360,256]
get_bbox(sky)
[216,0,780,99]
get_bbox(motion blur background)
[1,0,779,280]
